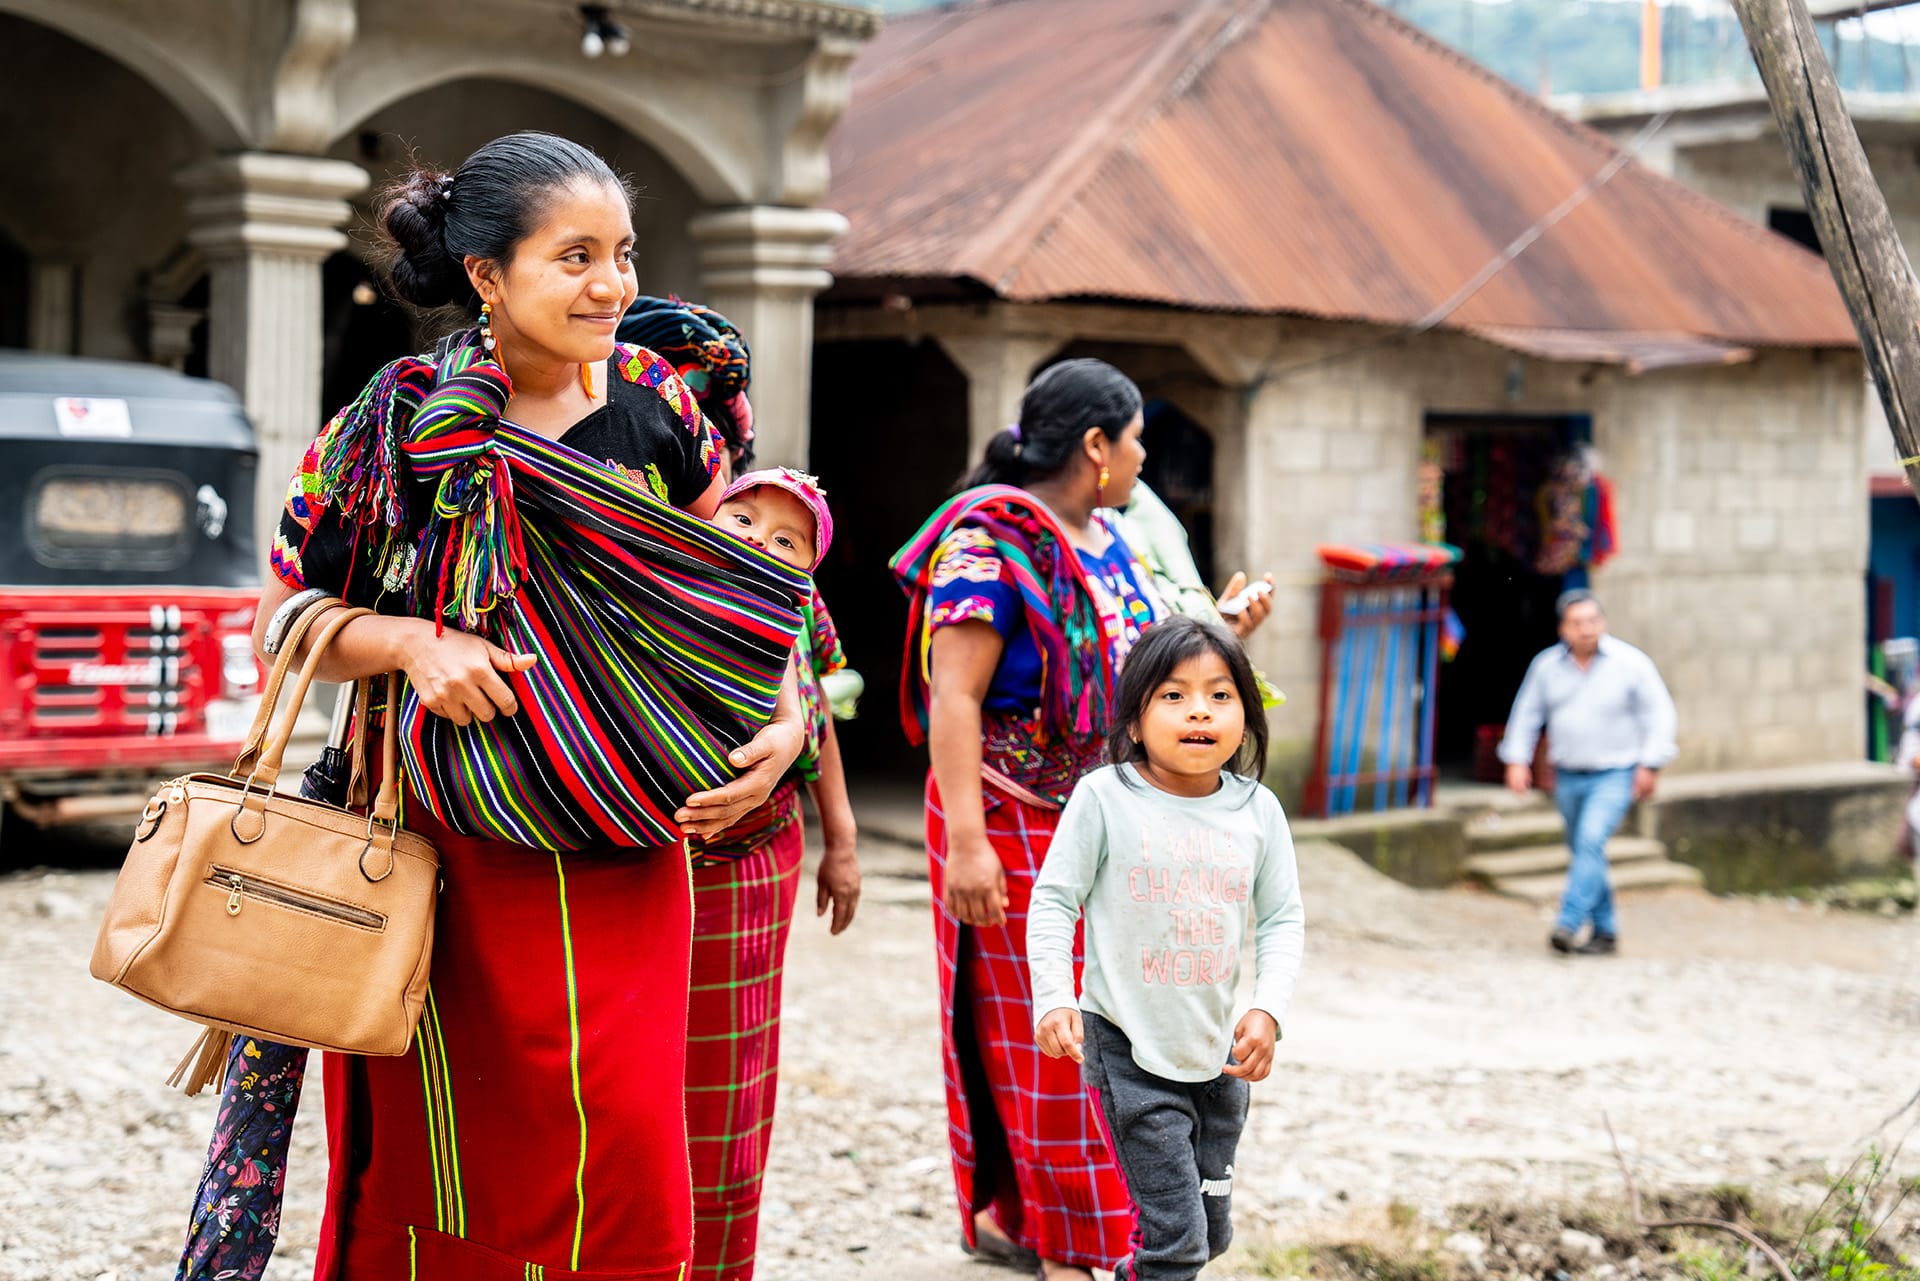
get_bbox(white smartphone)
[1216,578,1274,617]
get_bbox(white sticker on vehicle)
[69,661,161,685]
[53,397,134,438]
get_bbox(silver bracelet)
[263,588,335,655]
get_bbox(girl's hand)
[398,622,538,726]
[1035,1007,1085,1063]
[944,834,1008,928]
[816,840,862,935]
[677,719,803,838]
[1223,1009,1279,1081]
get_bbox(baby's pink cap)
[720,467,833,568]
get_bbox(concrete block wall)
[1595,349,1869,769]
[1235,323,1869,796]
[859,305,1871,800]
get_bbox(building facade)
[0,0,874,546]
[811,0,1870,799]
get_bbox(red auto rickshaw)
[0,353,264,832]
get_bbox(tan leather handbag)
[89,599,439,1094]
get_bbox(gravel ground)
[3,817,1918,1281]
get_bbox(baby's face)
[714,486,818,571]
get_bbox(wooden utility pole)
[1732,0,1920,496]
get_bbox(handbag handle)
[331,672,404,879]
[344,677,374,811]
[230,606,374,844]
[359,672,407,881]
[232,596,348,778]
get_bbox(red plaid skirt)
[314,811,695,1281]
[927,775,1133,1270]
[685,791,806,1281]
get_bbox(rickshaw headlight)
[221,634,260,696]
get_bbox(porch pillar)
[688,206,849,470]
[27,260,78,354]
[933,334,1064,467]
[177,152,368,554]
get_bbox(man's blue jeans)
[1551,766,1635,938]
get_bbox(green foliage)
[1321,1241,1450,1281]
[1380,0,1920,96]
[1793,1151,1920,1281]
[1678,1238,1753,1281]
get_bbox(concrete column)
[27,260,77,354]
[146,304,203,372]
[933,334,1065,466]
[177,152,368,553]
[688,206,849,469]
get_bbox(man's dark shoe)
[1550,928,1577,954]
[1577,933,1618,956]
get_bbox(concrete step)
[1464,836,1669,881]
[1463,809,1572,852]
[1492,857,1706,905]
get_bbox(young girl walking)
[1029,616,1306,1281]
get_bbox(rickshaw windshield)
[0,357,260,589]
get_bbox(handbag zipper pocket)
[205,867,386,931]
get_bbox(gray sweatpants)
[1081,1011,1249,1281]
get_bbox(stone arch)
[0,13,213,360]
[329,78,712,303]
[0,1,247,148]
[332,62,751,206]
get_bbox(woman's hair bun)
[380,169,465,308]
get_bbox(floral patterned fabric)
[176,1039,306,1281]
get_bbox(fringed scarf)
[305,333,809,852]
[890,485,1118,750]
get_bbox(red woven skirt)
[683,785,806,1281]
[926,775,1133,1271]
[314,810,696,1281]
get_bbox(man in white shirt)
[1498,591,1677,956]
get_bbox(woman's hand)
[397,621,538,725]
[816,839,862,934]
[944,832,1008,927]
[676,717,803,838]
[1218,571,1275,639]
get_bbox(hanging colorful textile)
[299,338,810,851]
[1533,452,1592,576]
[891,486,1119,749]
[1583,474,1618,568]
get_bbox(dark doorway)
[1768,206,1821,256]
[1140,399,1216,585]
[321,252,415,420]
[1426,414,1596,774]
[809,338,970,779]
[0,230,27,351]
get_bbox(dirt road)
[2,820,1916,1280]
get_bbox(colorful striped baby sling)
[310,336,809,851]
[890,485,1118,749]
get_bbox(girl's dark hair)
[963,358,1142,489]
[1107,616,1269,783]
[378,131,631,313]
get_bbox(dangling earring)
[479,302,501,365]
[580,361,595,397]
[1098,464,1111,499]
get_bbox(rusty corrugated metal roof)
[825,0,1858,351]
